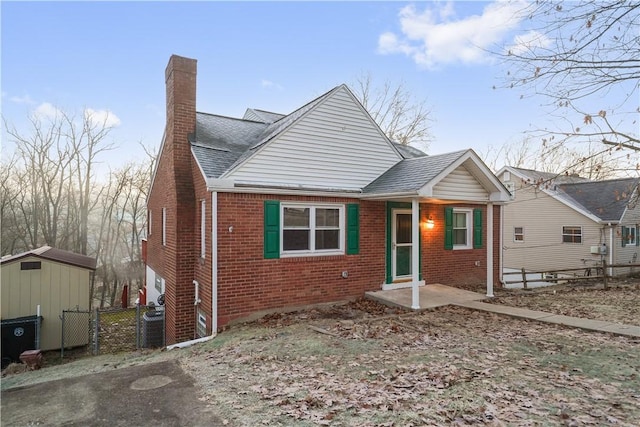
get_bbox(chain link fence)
[61,309,92,359]
[93,305,165,356]
[61,305,164,359]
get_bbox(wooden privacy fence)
[503,260,640,289]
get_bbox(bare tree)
[499,1,639,154]
[352,73,433,149]
[3,108,115,255]
[482,136,634,180]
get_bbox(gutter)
[166,191,219,351]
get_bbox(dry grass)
[491,280,640,326]
[3,286,639,426]
[183,295,640,426]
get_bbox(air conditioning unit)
[590,244,608,255]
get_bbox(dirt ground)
[3,283,639,426]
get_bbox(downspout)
[166,190,218,350]
[486,203,494,297]
[498,204,504,287]
[608,224,614,276]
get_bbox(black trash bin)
[1,315,42,368]
[142,310,164,348]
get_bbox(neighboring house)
[145,55,511,346]
[0,246,96,355]
[498,166,640,275]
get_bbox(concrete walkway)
[365,284,640,338]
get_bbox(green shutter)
[264,200,280,259]
[444,207,453,250]
[622,226,627,247]
[473,208,483,249]
[636,226,639,246]
[346,204,360,255]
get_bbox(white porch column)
[486,203,494,297]
[411,198,420,309]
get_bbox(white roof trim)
[418,150,511,202]
[500,166,605,223]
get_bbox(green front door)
[393,210,412,280]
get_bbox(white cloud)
[9,94,36,105]
[34,102,63,119]
[378,1,528,68]
[261,79,283,90]
[507,30,551,55]
[84,108,121,128]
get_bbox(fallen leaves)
[183,295,640,426]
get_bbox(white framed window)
[514,226,524,242]
[453,208,472,249]
[281,203,344,256]
[148,210,152,236]
[162,207,167,246]
[200,200,206,258]
[562,226,582,244]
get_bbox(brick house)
[145,55,511,346]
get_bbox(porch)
[365,283,488,310]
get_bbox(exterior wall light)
[425,217,435,229]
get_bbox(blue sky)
[1,1,627,175]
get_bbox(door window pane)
[396,214,412,244]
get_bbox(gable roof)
[191,84,408,183]
[364,149,511,202]
[559,178,639,221]
[0,246,97,270]
[191,113,268,178]
[364,150,467,194]
[189,83,506,201]
[500,166,639,222]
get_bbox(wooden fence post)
[521,267,528,289]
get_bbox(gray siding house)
[498,166,640,276]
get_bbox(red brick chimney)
[163,55,197,344]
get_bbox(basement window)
[21,261,42,270]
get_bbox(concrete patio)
[365,283,488,310]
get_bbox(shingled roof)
[0,246,97,270]
[363,150,468,194]
[190,85,426,181]
[505,166,639,222]
[559,178,639,221]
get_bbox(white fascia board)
[205,178,236,191]
[489,191,510,202]
[212,185,362,199]
[359,191,419,200]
